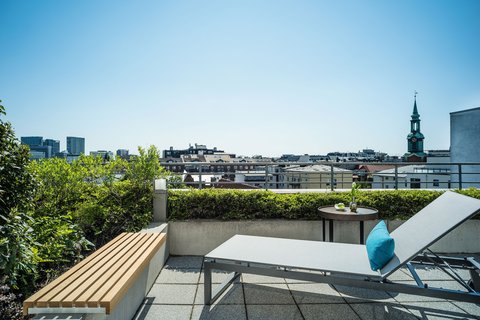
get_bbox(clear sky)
[1,0,479,157]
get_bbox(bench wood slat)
[50,232,151,307]
[38,232,139,307]
[99,233,166,313]
[23,232,129,313]
[23,232,167,316]
[77,233,159,307]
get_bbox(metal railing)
[160,161,480,191]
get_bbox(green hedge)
[168,188,480,221]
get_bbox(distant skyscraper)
[21,136,62,159]
[44,139,60,155]
[30,145,52,158]
[67,136,85,155]
[21,136,43,147]
[405,93,426,162]
[116,149,129,160]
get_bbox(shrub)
[167,189,479,221]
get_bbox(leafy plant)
[0,211,39,294]
[0,101,35,217]
[0,101,38,295]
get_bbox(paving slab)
[146,284,197,304]
[299,303,361,320]
[387,268,414,281]
[244,283,295,305]
[199,270,242,284]
[195,283,244,305]
[246,305,303,320]
[133,303,192,320]
[388,280,460,303]
[156,268,201,284]
[288,283,344,304]
[135,256,480,320]
[410,265,472,281]
[334,285,396,303]
[192,305,247,320]
[349,303,417,320]
[165,256,204,269]
[450,301,480,317]
[401,301,473,319]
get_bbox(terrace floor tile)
[288,283,344,304]
[191,304,247,320]
[194,283,244,305]
[401,301,473,319]
[349,302,418,320]
[299,303,361,320]
[243,283,295,305]
[133,303,193,320]
[146,284,197,305]
[246,305,303,320]
[156,268,201,284]
[136,256,480,319]
[164,256,204,269]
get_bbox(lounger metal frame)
[204,191,480,305]
[204,252,480,304]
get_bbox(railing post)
[394,165,398,190]
[199,164,203,189]
[330,164,334,191]
[458,164,462,190]
[265,165,269,190]
[153,179,167,222]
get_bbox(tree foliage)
[0,101,38,297]
[1,100,179,314]
[0,101,35,217]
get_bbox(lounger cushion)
[366,220,395,271]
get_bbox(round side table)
[317,206,378,244]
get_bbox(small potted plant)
[350,182,360,212]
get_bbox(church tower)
[405,93,426,162]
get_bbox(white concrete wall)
[168,219,480,255]
[450,107,480,188]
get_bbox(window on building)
[433,179,440,187]
[410,178,421,189]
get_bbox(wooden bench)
[24,232,167,320]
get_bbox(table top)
[318,205,379,221]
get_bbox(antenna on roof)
[414,90,418,99]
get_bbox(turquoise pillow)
[366,220,395,271]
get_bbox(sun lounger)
[204,191,480,304]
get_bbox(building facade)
[44,139,60,155]
[163,144,225,158]
[450,107,480,188]
[280,165,352,189]
[21,136,57,159]
[67,136,85,155]
[21,136,43,146]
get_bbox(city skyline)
[1,0,479,157]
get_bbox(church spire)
[412,91,419,119]
[405,91,426,162]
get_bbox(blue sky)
[1,0,479,157]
